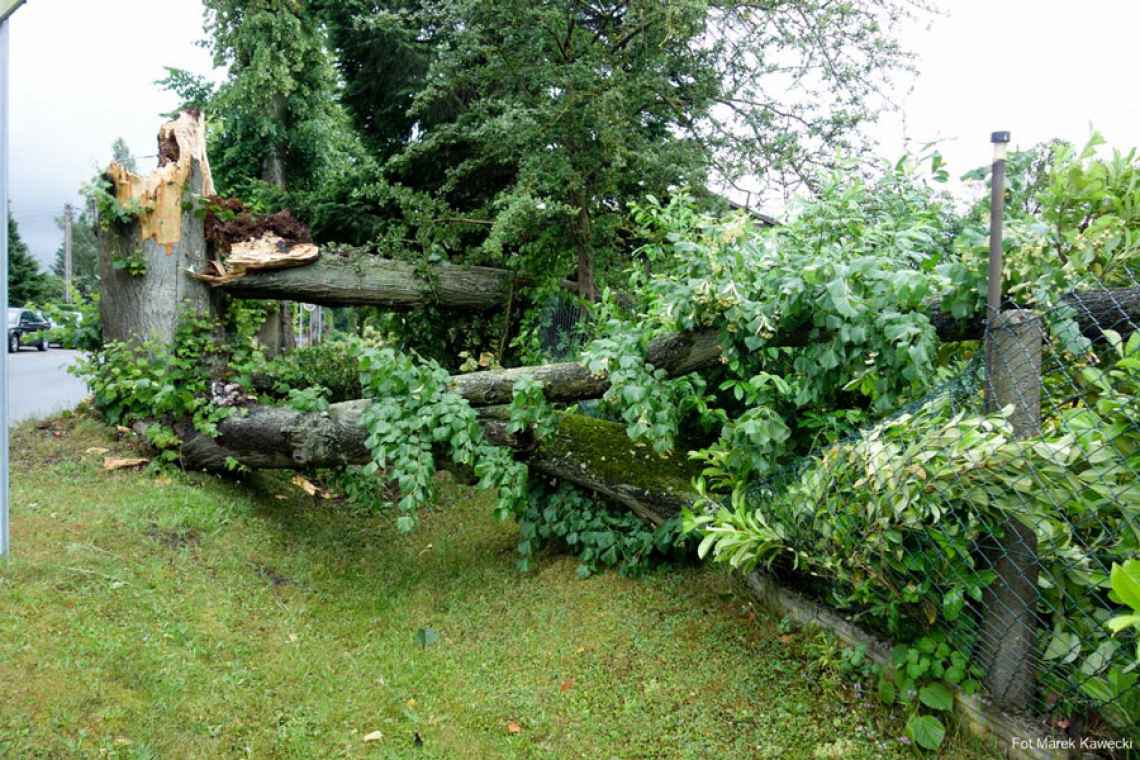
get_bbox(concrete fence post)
[977,309,1043,712]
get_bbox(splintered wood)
[189,233,319,286]
[105,111,215,252]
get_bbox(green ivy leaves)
[358,347,531,531]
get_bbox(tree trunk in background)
[575,202,596,302]
[261,92,295,354]
[99,112,221,344]
[255,303,284,359]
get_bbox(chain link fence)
[742,265,1140,744]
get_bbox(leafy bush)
[73,314,243,462]
[256,335,364,402]
[30,291,102,351]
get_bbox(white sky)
[6,0,1140,266]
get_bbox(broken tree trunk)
[178,406,698,525]
[99,112,221,344]
[173,330,718,521]
[220,254,517,310]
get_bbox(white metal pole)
[1,16,11,558]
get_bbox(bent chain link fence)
[743,263,1140,741]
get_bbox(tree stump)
[98,111,221,344]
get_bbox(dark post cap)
[991,131,1011,144]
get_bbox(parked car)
[7,307,50,353]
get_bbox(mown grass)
[0,414,999,758]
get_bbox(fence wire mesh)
[742,263,1140,742]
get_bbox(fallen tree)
[218,254,517,310]
[179,405,697,526]
[100,113,1140,536]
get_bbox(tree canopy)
[310,0,924,297]
[155,0,930,366]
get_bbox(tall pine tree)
[8,214,53,306]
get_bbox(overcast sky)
[6,1,1140,267]
[7,0,213,266]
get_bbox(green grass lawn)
[0,415,999,758]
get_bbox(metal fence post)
[977,309,1043,711]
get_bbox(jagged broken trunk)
[99,112,222,344]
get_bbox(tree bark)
[99,112,221,344]
[575,203,597,302]
[179,407,697,525]
[220,255,517,310]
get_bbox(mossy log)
[179,407,698,525]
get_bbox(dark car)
[8,307,50,353]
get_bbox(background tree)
[163,0,364,199]
[315,0,925,300]
[111,137,137,173]
[162,0,926,365]
[8,214,54,306]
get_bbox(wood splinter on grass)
[103,457,149,471]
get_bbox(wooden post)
[99,112,221,344]
[976,309,1042,712]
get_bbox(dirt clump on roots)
[204,196,313,254]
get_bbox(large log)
[220,254,517,310]
[179,406,698,525]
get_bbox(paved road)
[6,349,88,425]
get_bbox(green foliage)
[515,480,684,578]
[882,634,981,751]
[30,290,102,352]
[83,176,152,276]
[285,385,329,413]
[7,214,54,306]
[506,375,559,443]
[582,321,715,455]
[357,347,528,532]
[652,142,1140,733]
[73,311,262,464]
[588,161,959,488]
[86,176,147,231]
[1106,560,1140,661]
[257,335,364,402]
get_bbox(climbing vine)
[357,347,530,531]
